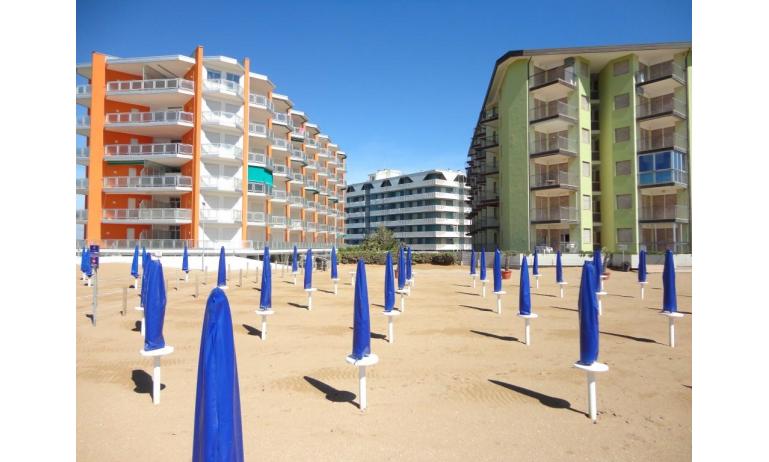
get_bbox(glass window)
[207,69,221,80]
[655,152,671,169]
[226,72,239,83]
[582,161,591,177]
[583,195,591,210]
[638,155,654,172]
[583,228,592,244]
[581,128,590,144]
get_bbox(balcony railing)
[247,211,266,224]
[480,106,498,122]
[76,147,89,162]
[529,101,577,123]
[305,180,318,190]
[103,175,193,189]
[271,190,287,201]
[530,206,578,222]
[290,149,307,163]
[201,143,243,161]
[640,241,691,254]
[637,60,686,85]
[475,134,498,149]
[105,142,193,158]
[203,79,243,95]
[530,170,579,189]
[289,195,304,207]
[249,122,267,136]
[200,209,242,222]
[271,137,289,150]
[318,149,332,158]
[76,209,87,221]
[305,160,318,170]
[639,205,689,221]
[637,133,688,153]
[248,151,271,167]
[200,176,243,192]
[249,93,270,108]
[107,78,194,93]
[272,112,293,127]
[289,219,304,230]
[637,97,687,119]
[317,167,329,177]
[290,172,304,183]
[106,110,193,125]
[529,135,578,155]
[473,217,499,229]
[76,85,91,97]
[76,178,88,191]
[305,138,320,149]
[102,208,192,221]
[202,111,243,128]
[270,215,287,227]
[272,164,288,176]
[529,66,577,89]
[77,116,90,129]
[306,222,317,232]
[638,168,688,187]
[247,181,270,195]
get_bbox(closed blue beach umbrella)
[397,246,406,290]
[331,246,338,280]
[131,245,139,279]
[519,257,531,315]
[260,246,271,310]
[304,248,313,290]
[217,246,226,287]
[83,249,93,278]
[662,249,677,312]
[406,247,413,280]
[577,261,599,365]
[182,244,189,274]
[480,247,487,281]
[292,245,299,273]
[469,249,476,275]
[140,254,152,308]
[80,248,89,275]
[142,247,148,272]
[144,259,167,351]
[638,249,648,283]
[351,259,372,360]
[192,288,244,462]
[533,251,539,276]
[593,249,603,288]
[556,251,564,283]
[493,248,502,293]
[384,252,395,311]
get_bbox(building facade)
[344,169,471,251]
[466,42,692,254]
[76,47,347,249]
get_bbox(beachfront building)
[344,169,471,251]
[466,42,692,254]
[76,47,347,250]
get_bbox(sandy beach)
[76,261,691,461]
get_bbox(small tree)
[361,226,400,252]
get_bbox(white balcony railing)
[200,176,243,192]
[290,172,304,183]
[270,215,287,227]
[305,138,319,149]
[271,190,287,201]
[529,66,577,89]
[639,205,689,221]
[249,122,267,136]
[76,209,87,221]
[530,207,578,222]
[105,142,193,158]
[289,195,304,207]
[272,112,293,127]
[306,222,317,232]
[203,79,243,96]
[304,180,318,190]
[107,78,194,94]
[305,160,318,170]
[529,101,577,122]
[76,85,91,97]
[200,208,242,223]
[247,182,270,195]
[290,219,304,230]
[103,175,193,189]
[271,137,289,150]
[201,143,243,161]
[202,111,243,128]
[106,110,193,125]
[248,151,270,167]
[247,211,266,224]
[102,208,192,221]
[249,93,270,108]
[290,149,307,163]
[77,116,90,129]
[530,170,579,189]
[529,135,578,155]
[76,147,89,161]
[76,178,88,191]
[272,164,288,176]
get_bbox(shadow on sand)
[131,369,165,402]
[347,326,386,340]
[470,330,518,342]
[456,291,480,297]
[458,304,494,313]
[304,376,357,408]
[600,330,660,344]
[288,302,309,309]
[549,306,578,313]
[488,379,582,415]
[242,324,262,337]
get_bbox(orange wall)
[86,53,106,241]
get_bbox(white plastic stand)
[383,310,400,343]
[305,287,317,310]
[471,274,476,288]
[134,306,145,337]
[140,346,174,405]
[600,274,608,292]
[558,281,568,298]
[256,309,274,340]
[660,311,684,347]
[517,313,538,345]
[406,278,414,291]
[81,272,86,281]
[481,279,487,298]
[395,289,408,313]
[596,291,607,316]
[345,353,379,411]
[349,271,356,287]
[534,274,540,289]
[185,272,189,283]
[332,278,339,295]
[573,361,609,423]
[639,281,648,300]
[493,290,506,315]
[292,271,298,285]
[411,271,416,287]
[87,277,92,287]
[134,277,139,291]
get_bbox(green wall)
[248,166,273,186]
[498,59,530,252]
[575,57,594,252]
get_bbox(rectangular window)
[583,195,591,210]
[614,93,629,109]
[207,69,221,80]
[225,72,239,83]
[616,160,631,175]
[582,161,591,178]
[615,127,630,143]
[617,228,633,243]
[616,194,632,209]
[613,59,629,76]
[581,128,591,144]
[580,95,590,111]
[583,228,592,244]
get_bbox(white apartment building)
[344,169,471,251]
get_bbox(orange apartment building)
[76,47,347,250]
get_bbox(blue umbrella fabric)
[470,249,476,275]
[519,257,531,315]
[331,246,338,280]
[533,251,539,276]
[593,249,603,289]
[140,254,152,308]
[406,247,413,280]
[351,259,372,360]
[480,247,487,281]
[556,251,564,283]
[493,249,502,293]
[217,246,226,287]
[384,252,395,312]
[182,244,189,274]
[192,288,244,462]
[131,245,140,278]
[292,245,298,273]
[144,259,167,351]
[80,248,89,275]
[577,261,600,365]
[638,249,648,283]
[83,249,93,278]
[397,246,406,290]
[304,248,313,290]
[260,246,271,310]
[142,247,148,272]
[662,249,677,313]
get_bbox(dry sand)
[76,262,691,461]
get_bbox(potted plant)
[501,252,513,279]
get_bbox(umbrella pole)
[293,273,297,285]
[359,366,368,410]
[495,292,504,315]
[482,280,487,298]
[333,280,338,295]
[471,274,476,288]
[261,315,268,341]
[185,272,188,283]
[388,316,394,343]
[308,291,312,310]
[153,356,162,405]
[535,275,539,289]
[574,362,609,423]
[134,277,138,291]
[559,282,567,298]
[639,282,647,300]
[525,319,531,345]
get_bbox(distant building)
[344,169,471,251]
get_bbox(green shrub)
[338,248,457,266]
[429,253,456,265]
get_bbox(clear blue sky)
[76,0,691,183]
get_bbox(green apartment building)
[466,42,692,255]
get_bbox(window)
[614,93,629,109]
[582,161,591,177]
[581,128,591,144]
[207,69,221,80]
[583,195,591,210]
[617,228,633,243]
[225,72,239,83]
[615,160,631,175]
[580,95,590,111]
[613,59,629,76]
[615,127,630,143]
[616,194,632,209]
[583,229,592,244]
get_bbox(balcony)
[248,151,272,169]
[249,122,268,137]
[289,219,304,231]
[76,209,87,223]
[76,178,88,194]
[640,241,691,254]
[291,127,305,140]
[529,102,577,131]
[476,190,499,205]
[271,112,293,128]
[530,206,578,224]
[316,206,327,215]
[337,180,347,189]
[271,190,287,202]
[289,195,304,207]
[271,137,289,151]
[203,79,244,100]
[201,143,243,164]
[104,143,193,167]
[479,106,498,125]
[290,149,307,164]
[247,181,270,196]
[102,208,192,224]
[636,96,687,129]
[76,116,90,135]
[270,215,287,228]
[305,138,320,150]
[637,133,688,154]
[305,159,318,170]
[329,192,339,202]
[636,60,686,97]
[272,164,288,178]
[304,179,319,192]
[200,176,243,194]
[305,200,317,211]
[317,167,329,177]
[103,175,193,194]
[106,78,194,106]
[529,135,578,159]
[530,171,579,192]
[76,85,91,106]
[639,205,689,222]
[318,149,332,158]
[247,211,266,225]
[289,171,304,184]
[200,208,242,224]
[76,147,89,166]
[638,168,688,189]
[249,93,271,110]
[529,66,577,100]
[202,111,243,132]
[105,110,193,136]
[306,222,317,232]
[474,134,499,150]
